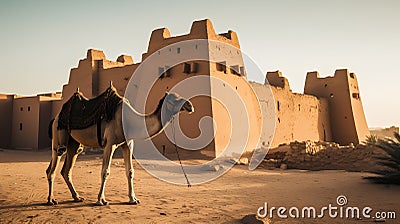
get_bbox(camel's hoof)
[95,199,108,206]
[73,197,85,202]
[128,198,140,205]
[46,199,58,206]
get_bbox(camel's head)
[162,92,194,116]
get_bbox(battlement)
[117,55,134,64]
[306,69,358,83]
[265,70,291,90]
[144,19,240,59]
[86,49,106,61]
[79,49,135,70]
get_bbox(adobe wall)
[94,50,216,158]
[271,87,331,146]
[51,99,64,119]
[0,94,14,148]
[10,96,61,150]
[304,69,370,145]
[11,97,40,150]
[249,82,276,149]
[75,21,229,101]
[209,63,261,157]
[130,38,216,158]
[62,56,96,100]
[128,19,251,158]
[146,70,215,159]
[210,74,262,157]
[38,97,57,149]
[62,61,215,159]
[62,49,135,102]
[251,71,332,148]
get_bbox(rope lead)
[171,117,191,187]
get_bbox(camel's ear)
[165,91,169,96]
[110,81,113,88]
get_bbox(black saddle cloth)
[58,87,123,131]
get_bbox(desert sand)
[0,149,399,224]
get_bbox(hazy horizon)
[0,0,399,128]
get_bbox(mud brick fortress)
[0,19,370,156]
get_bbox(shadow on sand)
[0,200,138,212]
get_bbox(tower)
[304,69,370,145]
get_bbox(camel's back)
[58,87,123,131]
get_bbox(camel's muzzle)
[182,101,194,114]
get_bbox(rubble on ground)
[264,140,387,172]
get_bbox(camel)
[46,85,194,206]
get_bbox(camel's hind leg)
[122,140,139,205]
[96,143,117,206]
[46,148,61,205]
[61,138,84,202]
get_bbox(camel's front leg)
[61,140,84,202]
[122,141,140,205]
[96,143,116,206]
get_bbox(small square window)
[177,48,180,54]
[184,63,191,74]
[230,65,239,75]
[191,62,198,73]
[20,107,23,111]
[216,61,227,73]
[352,93,360,99]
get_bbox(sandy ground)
[0,149,399,224]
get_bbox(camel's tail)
[48,119,55,139]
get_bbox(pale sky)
[0,0,398,128]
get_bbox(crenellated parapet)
[143,19,240,60]
[265,70,291,90]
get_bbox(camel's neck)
[144,106,164,138]
[124,97,174,140]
